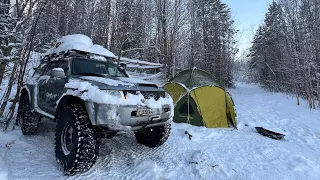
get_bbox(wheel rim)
[61,123,73,155]
[141,127,154,136]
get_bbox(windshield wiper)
[76,72,105,77]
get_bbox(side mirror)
[119,63,127,70]
[51,68,66,78]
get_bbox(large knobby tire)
[17,91,40,135]
[55,103,100,175]
[134,123,171,148]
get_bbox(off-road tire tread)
[134,123,171,148]
[18,92,40,135]
[55,103,100,176]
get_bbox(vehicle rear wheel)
[17,91,40,135]
[134,123,171,148]
[55,103,100,175]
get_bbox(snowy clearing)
[1,83,320,180]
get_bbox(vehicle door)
[38,60,69,114]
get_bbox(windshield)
[71,58,125,77]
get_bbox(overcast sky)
[222,0,273,56]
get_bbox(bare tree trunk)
[105,0,111,48]
[160,0,169,78]
[0,0,10,86]
[4,0,48,130]
[189,0,196,68]
[0,62,18,116]
[171,0,181,77]
[0,63,5,86]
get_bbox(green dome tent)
[164,68,237,128]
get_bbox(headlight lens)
[106,90,124,98]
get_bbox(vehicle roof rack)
[41,49,116,62]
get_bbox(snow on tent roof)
[169,68,222,90]
[44,34,116,58]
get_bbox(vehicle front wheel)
[17,91,40,135]
[134,124,171,148]
[55,103,100,175]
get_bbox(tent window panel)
[179,102,195,114]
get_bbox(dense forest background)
[2,0,320,125]
[0,0,238,122]
[249,0,320,108]
[0,0,238,85]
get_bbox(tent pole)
[187,92,190,124]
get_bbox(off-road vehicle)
[17,47,173,175]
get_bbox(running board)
[34,108,55,119]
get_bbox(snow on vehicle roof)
[44,34,116,58]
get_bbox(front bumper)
[85,102,173,131]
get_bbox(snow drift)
[1,83,320,180]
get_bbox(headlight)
[106,90,124,98]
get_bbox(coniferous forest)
[249,0,320,108]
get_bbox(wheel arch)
[20,86,31,103]
[55,95,86,121]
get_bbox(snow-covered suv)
[17,35,173,175]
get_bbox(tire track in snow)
[2,83,320,180]
[70,132,177,180]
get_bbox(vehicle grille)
[141,91,165,101]
[124,91,165,101]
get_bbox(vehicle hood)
[70,76,162,91]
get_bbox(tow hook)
[140,115,161,130]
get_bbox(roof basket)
[42,49,116,62]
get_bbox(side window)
[108,67,117,76]
[34,62,48,76]
[107,64,124,77]
[57,61,68,74]
[41,60,68,76]
[42,62,58,76]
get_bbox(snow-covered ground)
[1,82,320,180]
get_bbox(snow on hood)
[80,76,135,87]
[77,76,158,90]
[44,34,116,58]
[64,79,174,111]
[117,77,156,85]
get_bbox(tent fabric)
[173,95,204,126]
[191,86,229,128]
[163,83,187,104]
[164,68,236,128]
[226,92,237,126]
[169,68,222,90]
